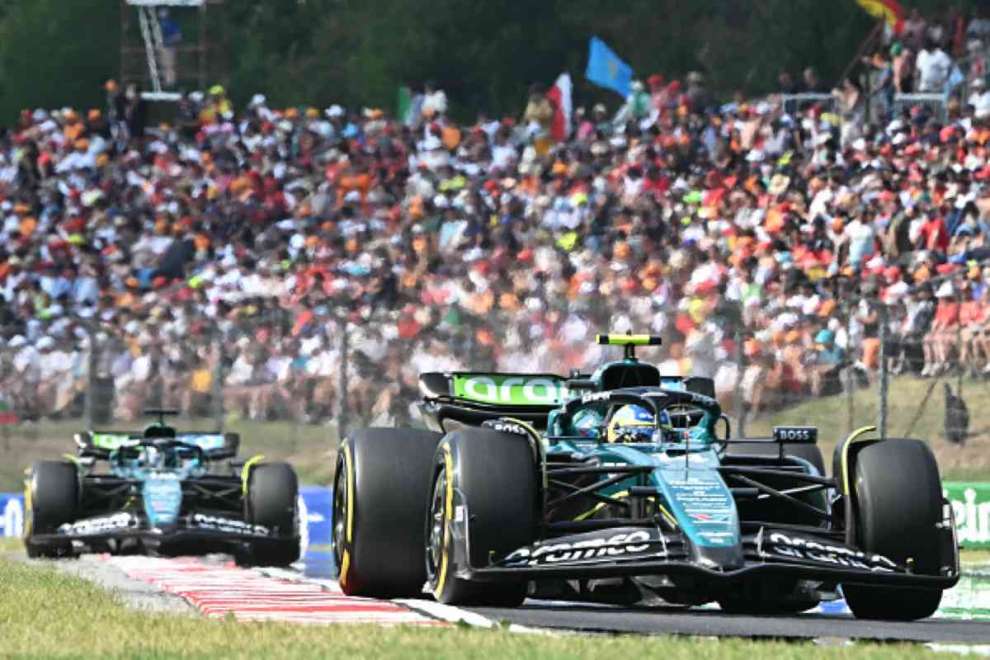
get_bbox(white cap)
[36,337,55,350]
[325,104,345,118]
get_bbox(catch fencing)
[0,274,982,464]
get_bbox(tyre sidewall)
[335,427,442,597]
[429,427,537,604]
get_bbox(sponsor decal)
[90,433,134,450]
[946,483,990,547]
[191,513,270,536]
[765,531,896,572]
[0,495,23,538]
[452,374,567,405]
[177,434,227,451]
[59,512,136,536]
[772,426,818,443]
[143,476,183,526]
[580,391,612,404]
[481,420,529,437]
[501,528,665,567]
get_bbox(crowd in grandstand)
[2,9,990,425]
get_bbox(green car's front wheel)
[425,427,537,606]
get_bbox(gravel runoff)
[20,553,195,616]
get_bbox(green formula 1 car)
[332,335,958,620]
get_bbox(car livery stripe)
[240,454,266,495]
[106,556,440,625]
[840,425,876,493]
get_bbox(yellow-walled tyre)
[426,428,537,606]
[333,428,441,597]
[24,461,78,559]
[843,439,944,620]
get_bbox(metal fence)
[0,276,981,458]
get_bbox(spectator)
[916,38,953,93]
[522,83,554,134]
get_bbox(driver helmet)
[572,408,604,438]
[607,404,669,443]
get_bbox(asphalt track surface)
[466,601,990,643]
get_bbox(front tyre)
[24,460,78,559]
[426,428,537,606]
[842,439,944,620]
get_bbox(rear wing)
[75,431,240,460]
[419,372,571,431]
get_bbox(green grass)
[0,553,952,659]
[744,374,990,482]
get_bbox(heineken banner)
[945,482,990,548]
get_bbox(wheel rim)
[425,470,446,585]
[332,459,347,570]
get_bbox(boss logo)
[773,426,817,443]
[483,420,528,436]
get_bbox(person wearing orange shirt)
[922,282,961,376]
[958,280,987,373]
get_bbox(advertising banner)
[945,482,990,549]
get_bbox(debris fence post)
[878,303,888,440]
[845,301,854,435]
[337,314,349,441]
[733,318,746,439]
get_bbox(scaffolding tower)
[120,0,226,101]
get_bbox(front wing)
[455,523,959,590]
[29,511,296,550]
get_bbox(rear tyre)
[333,428,442,597]
[842,440,944,621]
[243,462,300,567]
[426,428,537,606]
[24,461,78,559]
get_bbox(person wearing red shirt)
[918,212,949,253]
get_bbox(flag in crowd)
[547,72,572,142]
[585,36,633,97]
[855,0,905,34]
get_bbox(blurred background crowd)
[1,6,990,429]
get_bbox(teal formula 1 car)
[24,410,299,566]
[333,335,959,620]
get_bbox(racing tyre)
[24,460,78,558]
[426,428,538,606]
[243,462,300,567]
[842,439,944,620]
[333,427,442,597]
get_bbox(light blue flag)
[585,36,633,97]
